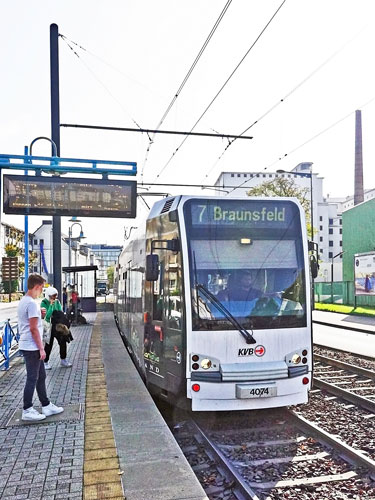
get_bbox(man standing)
[18,274,64,422]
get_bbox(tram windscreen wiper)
[196,284,256,345]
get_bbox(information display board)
[3,175,136,218]
[354,252,375,295]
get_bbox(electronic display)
[188,199,299,229]
[3,175,136,218]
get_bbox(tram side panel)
[143,212,186,401]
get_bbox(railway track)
[172,409,375,499]
[313,353,375,413]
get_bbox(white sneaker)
[60,359,72,367]
[42,402,64,417]
[44,362,52,370]
[22,407,46,422]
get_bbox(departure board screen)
[3,175,136,218]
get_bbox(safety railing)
[0,320,20,370]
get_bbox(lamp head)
[69,216,82,223]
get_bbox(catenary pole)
[24,146,29,292]
[50,23,62,297]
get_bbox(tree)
[246,177,314,238]
[107,266,114,288]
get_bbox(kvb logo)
[255,345,265,357]
[238,345,266,357]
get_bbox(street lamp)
[331,250,345,303]
[68,218,85,275]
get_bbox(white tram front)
[114,195,313,411]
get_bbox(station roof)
[62,265,98,273]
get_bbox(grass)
[314,302,375,316]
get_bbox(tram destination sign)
[3,175,136,218]
[189,199,298,229]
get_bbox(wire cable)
[60,34,144,131]
[265,96,375,170]
[155,0,233,132]
[59,34,158,97]
[152,0,287,182]
[229,96,375,195]
[203,28,367,182]
[140,0,233,182]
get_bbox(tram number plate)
[236,383,277,399]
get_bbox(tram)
[114,195,314,411]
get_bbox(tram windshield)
[183,199,307,330]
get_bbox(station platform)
[312,310,375,358]
[0,312,207,500]
[313,309,375,333]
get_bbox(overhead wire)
[140,0,233,182]
[59,34,144,132]
[59,34,158,97]
[202,28,367,182]
[228,96,375,196]
[152,0,288,182]
[265,96,375,170]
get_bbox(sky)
[1,0,375,246]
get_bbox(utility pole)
[50,23,62,297]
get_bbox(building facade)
[85,244,122,281]
[31,220,100,286]
[342,198,375,282]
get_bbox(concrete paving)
[100,313,207,500]
[313,309,375,332]
[0,312,207,500]
[313,310,375,358]
[0,313,92,499]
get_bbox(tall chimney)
[354,109,364,205]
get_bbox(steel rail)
[191,419,260,500]
[288,410,375,478]
[314,353,375,380]
[313,377,375,413]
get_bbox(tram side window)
[166,267,182,329]
[127,270,143,313]
[152,260,164,321]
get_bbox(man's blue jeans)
[20,350,50,410]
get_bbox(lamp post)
[68,219,85,323]
[68,218,85,277]
[331,250,345,303]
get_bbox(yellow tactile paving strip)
[84,314,125,500]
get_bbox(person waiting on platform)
[18,274,64,422]
[42,287,72,369]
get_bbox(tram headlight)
[291,354,301,364]
[200,358,212,370]
[286,348,309,366]
[190,354,220,371]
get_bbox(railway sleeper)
[231,451,329,467]
[248,470,357,490]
